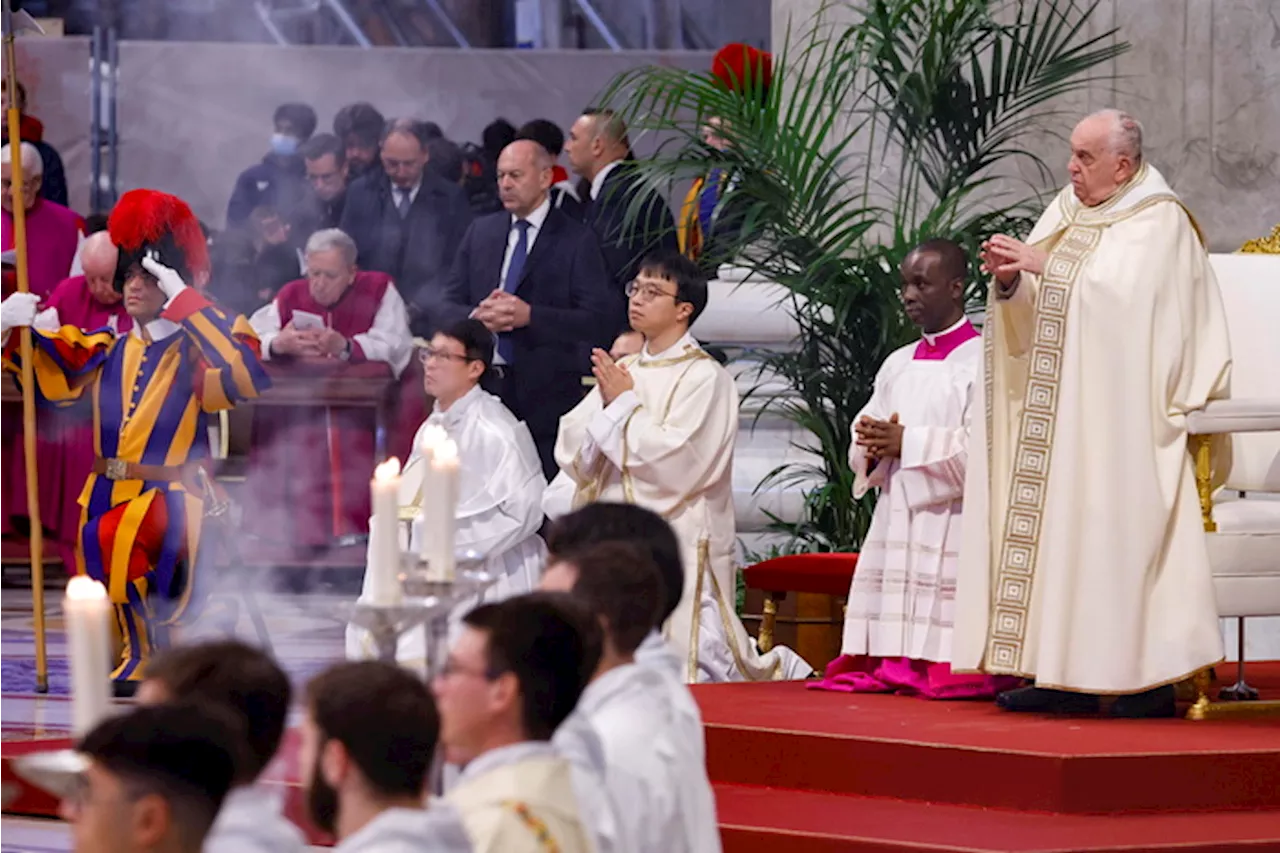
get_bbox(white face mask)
[270,133,299,156]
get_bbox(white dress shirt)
[589,160,625,202]
[499,195,552,292]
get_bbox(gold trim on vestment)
[685,537,708,683]
[631,346,711,370]
[982,222,1104,675]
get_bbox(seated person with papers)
[247,228,413,554]
[346,318,547,669]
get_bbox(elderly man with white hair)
[247,228,414,553]
[2,140,82,297]
[951,109,1232,718]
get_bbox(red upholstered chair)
[741,553,859,652]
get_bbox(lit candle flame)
[65,576,108,601]
[432,438,459,465]
[419,424,448,453]
[374,456,401,481]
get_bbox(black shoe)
[1110,685,1176,718]
[996,685,1100,714]
[111,680,140,699]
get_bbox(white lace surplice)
[841,334,978,663]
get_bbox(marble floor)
[1,585,353,853]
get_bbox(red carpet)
[694,662,1280,852]
[6,665,1279,851]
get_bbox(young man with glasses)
[554,250,810,683]
[346,318,547,668]
[437,594,599,853]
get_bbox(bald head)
[1067,110,1143,207]
[498,140,554,218]
[82,232,122,305]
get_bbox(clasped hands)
[473,289,531,334]
[979,235,1048,299]
[856,413,903,461]
[273,323,347,358]
[591,348,634,405]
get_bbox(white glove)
[141,253,189,303]
[0,292,41,334]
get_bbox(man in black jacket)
[565,108,679,335]
[340,118,473,336]
[444,140,615,479]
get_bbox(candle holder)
[334,550,497,677]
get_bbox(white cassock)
[204,786,305,853]
[345,385,547,666]
[330,806,472,853]
[841,318,979,661]
[448,743,594,853]
[554,664,720,853]
[555,333,810,683]
[550,711,631,853]
[952,164,1232,694]
[250,282,414,377]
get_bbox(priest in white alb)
[346,318,547,666]
[811,239,1020,700]
[952,110,1231,718]
[554,250,811,683]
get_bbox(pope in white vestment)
[952,112,1231,710]
[346,325,547,668]
[555,326,810,683]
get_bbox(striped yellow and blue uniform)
[3,288,269,681]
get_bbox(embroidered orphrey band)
[984,223,1102,674]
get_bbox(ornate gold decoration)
[1189,434,1216,532]
[759,594,779,652]
[983,223,1103,675]
[1186,664,1280,720]
[1239,224,1280,254]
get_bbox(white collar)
[393,179,422,200]
[431,383,483,424]
[589,160,625,201]
[920,315,968,347]
[513,196,552,232]
[639,331,698,362]
[129,317,181,343]
[459,740,558,782]
[579,662,643,715]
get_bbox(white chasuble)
[842,319,979,662]
[346,385,548,667]
[555,333,811,683]
[951,164,1232,694]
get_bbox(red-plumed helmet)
[107,189,210,293]
[711,43,773,100]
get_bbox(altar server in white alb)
[953,109,1231,718]
[346,318,547,665]
[554,249,810,682]
[811,240,1020,700]
[545,541,721,853]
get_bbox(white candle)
[368,457,402,605]
[63,577,112,737]
[422,438,460,581]
[416,424,448,562]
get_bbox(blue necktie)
[497,219,531,363]
[697,168,722,237]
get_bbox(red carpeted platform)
[694,662,1280,852]
[6,665,1280,851]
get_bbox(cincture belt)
[92,457,184,483]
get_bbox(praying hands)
[591,347,634,405]
[856,412,903,460]
[473,289,532,333]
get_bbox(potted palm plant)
[598,0,1129,554]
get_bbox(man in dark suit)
[444,139,616,479]
[565,108,679,335]
[340,118,473,336]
